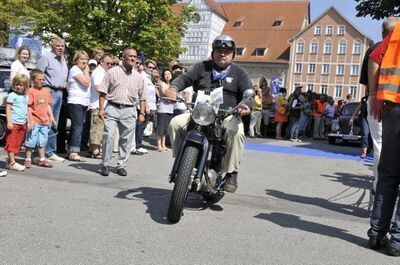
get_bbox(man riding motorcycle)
[165,35,253,193]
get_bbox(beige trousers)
[168,113,245,173]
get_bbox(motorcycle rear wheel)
[167,145,199,223]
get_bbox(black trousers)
[368,102,400,250]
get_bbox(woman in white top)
[66,50,91,161]
[10,46,31,81]
[156,69,175,152]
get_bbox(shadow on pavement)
[266,189,369,218]
[114,187,224,224]
[255,212,367,248]
[115,187,171,224]
[321,172,373,190]
[68,162,101,174]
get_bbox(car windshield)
[0,71,11,91]
[341,103,359,116]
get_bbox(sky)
[217,0,382,42]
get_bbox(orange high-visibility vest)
[377,22,400,103]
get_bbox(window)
[353,41,361,54]
[294,83,301,89]
[254,48,266,56]
[234,21,242,27]
[322,64,330,74]
[314,25,322,35]
[307,84,314,91]
[321,85,328,94]
[273,20,283,27]
[351,65,360,75]
[335,85,343,98]
[350,86,357,98]
[338,41,347,54]
[326,25,333,35]
[338,25,345,35]
[324,41,332,54]
[295,63,302,73]
[310,41,318,54]
[236,48,244,56]
[296,42,304,53]
[336,64,345,75]
[308,63,316,74]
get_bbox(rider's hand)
[237,104,251,116]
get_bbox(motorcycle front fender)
[169,130,210,183]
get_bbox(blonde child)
[5,74,29,171]
[24,69,56,168]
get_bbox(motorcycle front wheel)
[167,145,199,223]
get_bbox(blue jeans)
[360,116,372,149]
[289,116,300,139]
[67,103,87,153]
[46,89,63,156]
[368,102,400,250]
[135,110,149,149]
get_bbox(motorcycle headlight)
[192,102,216,126]
[331,120,340,132]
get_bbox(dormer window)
[253,48,266,56]
[234,21,242,27]
[233,16,245,28]
[236,48,244,56]
[273,20,283,27]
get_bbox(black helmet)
[212,35,236,58]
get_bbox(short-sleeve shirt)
[89,65,106,109]
[67,65,90,106]
[28,87,52,125]
[7,92,28,124]
[369,32,392,65]
[99,64,147,106]
[142,71,157,111]
[10,60,30,81]
[359,43,379,86]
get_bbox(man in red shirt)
[367,16,400,257]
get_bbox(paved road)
[0,138,397,264]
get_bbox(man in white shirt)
[87,53,113,158]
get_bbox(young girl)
[5,74,29,171]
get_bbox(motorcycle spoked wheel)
[167,145,199,223]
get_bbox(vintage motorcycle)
[166,88,255,223]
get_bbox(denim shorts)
[25,124,49,148]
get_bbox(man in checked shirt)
[98,48,147,177]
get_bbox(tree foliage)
[355,0,400,20]
[0,0,193,64]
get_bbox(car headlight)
[191,102,216,126]
[331,120,340,132]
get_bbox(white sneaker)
[137,147,148,154]
[48,154,65,162]
[8,162,25,171]
[0,169,7,177]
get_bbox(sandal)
[87,151,102,159]
[67,153,86,162]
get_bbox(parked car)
[328,102,361,145]
[0,67,10,145]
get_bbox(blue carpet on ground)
[245,143,373,162]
